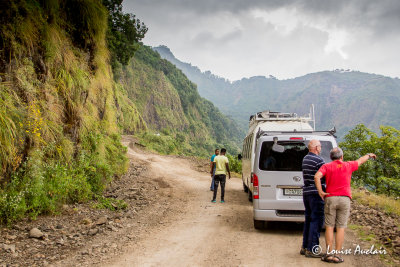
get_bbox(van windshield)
[259,141,333,171]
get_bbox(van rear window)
[259,141,333,171]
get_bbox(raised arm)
[356,153,376,166]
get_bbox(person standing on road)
[211,148,231,203]
[210,149,220,191]
[315,147,376,264]
[300,139,326,258]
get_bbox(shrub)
[227,154,242,174]
[340,124,400,196]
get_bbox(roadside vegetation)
[352,188,400,217]
[0,0,242,225]
[0,0,144,224]
[137,131,242,173]
[340,124,400,197]
[343,124,400,264]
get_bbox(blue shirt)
[302,152,325,195]
[211,154,217,174]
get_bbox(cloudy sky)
[123,0,400,81]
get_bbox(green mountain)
[154,46,400,139]
[119,45,243,155]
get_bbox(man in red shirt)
[314,147,376,263]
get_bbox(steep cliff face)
[0,0,147,175]
[0,0,145,223]
[122,57,188,131]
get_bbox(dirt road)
[0,139,388,267]
[100,141,383,267]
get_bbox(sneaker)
[211,200,216,203]
[300,247,306,255]
[220,200,225,203]
[305,249,322,258]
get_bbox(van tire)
[254,220,264,230]
[248,190,253,202]
[243,182,248,193]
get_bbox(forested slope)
[121,45,242,156]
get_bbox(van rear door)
[255,138,334,211]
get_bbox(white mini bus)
[240,109,337,229]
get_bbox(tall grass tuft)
[0,0,133,224]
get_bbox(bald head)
[308,139,321,155]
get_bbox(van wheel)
[248,190,253,202]
[243,182,248,193]
[254,220,264,230]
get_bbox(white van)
[240,110,337,229]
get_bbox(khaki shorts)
[324,196,351,228]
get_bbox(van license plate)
[284,188,302,196]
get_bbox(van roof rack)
[256,127,337,139]
[249,110,313,127]
[249,105,319,130]
[249,111,303,121]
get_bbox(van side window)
[245,137,248,159]
[243,136,249,159]
[249,134,253,159]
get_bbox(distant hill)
[154,46,400,139]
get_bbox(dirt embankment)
[350,202,400,260]
[0,137,397,266]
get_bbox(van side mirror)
[237,154,242,160]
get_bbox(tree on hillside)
[102,0,147,77]
[340,124,400,196]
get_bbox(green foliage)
[0,0,44,60]
[0,0,134,224]
[226,154,242,173]
[0,131,127,224]
[114,83,147,134]
[65,0,108,53]
[0,85,23,175]
[138,132,185,155]
[124,45,242,157]
[92,195,128,211]
[102,0,147,74]
[340,124,400,196]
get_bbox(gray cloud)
[123,0,400,80]
[124,0,400,34]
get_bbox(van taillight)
[252,173,259,199]
[290,137,303,140]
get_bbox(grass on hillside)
[352,187,400,217]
